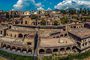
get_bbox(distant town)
[0,9,90,60]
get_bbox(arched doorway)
[22,48,27,53]
[66,47,70,51]
[72,46,77,52]
[60,48,65,51]
[39,49,45,54]
[2,44,6,48]
[53,48,58,52]
[18,34,23,38]
[16,47,21,52]
[56,36,59,38]
[6,45,10,49]
[28,48,32,54]
[60,34,63,37]
[11,46,16,51]
[66,47,71,53]
[46,49,52,54]
[65,34,67,36]
[60,48,65,54]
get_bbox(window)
[63,29,66,31]
[53,49,58,52]
[1,31,2,34]
[21,21,23,24]
[60,34,63,37]
[15,20,19,24]
[82,43,84,46]
[14,35,16,37]
[39,49,45,54]
[18,34,23,38]
[25,21,27,24]
[27,42,32,45]
[46,49,52,54]
[85,42,87,45]
[65,34,67,36]
[74,26,76,28]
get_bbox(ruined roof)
[40,37,75,48]
[0,25,8,30]
[7,29,35,33]
[69,28,90,40]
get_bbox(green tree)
[61,17,68,24]
[40,20,46,25]
[53,20,59,26]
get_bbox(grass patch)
[0,50,33,60]
[1,50,90,60]
[41,50,90,60]
[59,50,90,60]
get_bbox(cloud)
[55,0,90,10]
[13,0,24,9]
[13,0,45,11]
[13,0,36,10]
[35,3,42,7]
[35,3,45,10]
[13,0,43,11]
[37,7,44,10]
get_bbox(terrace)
[39,37,75,48]
[69,28,90,40]
[7,29,35,33]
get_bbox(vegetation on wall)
[61,17,68,24]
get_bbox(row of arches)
[15,20,28,25]
[39,46,78,54]
[32,20,61,26]
[53,33,68,38]
[70,25,84,29]
[1,43,78,55]
[1,44,32,54]
[7,32,68,39]
[7,33,29,38]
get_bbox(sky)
[0,0,90,11]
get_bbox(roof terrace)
[69,28,90,39]
[40,37,75,48]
